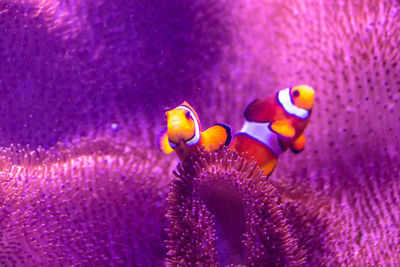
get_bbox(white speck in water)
[111,123,119,132]
[391,7,399,17]
[387,144,397,159]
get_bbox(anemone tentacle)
[0,139,173,265]
[166,148,311,266]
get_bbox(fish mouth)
[168,138,179,147]
[168,133,195,147]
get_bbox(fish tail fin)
[201,123,232,151]
[159,131,174,154]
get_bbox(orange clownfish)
[159,101,232,162]
[230,85,315,176]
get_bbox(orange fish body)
[230,85,315,176]
[160,101,231,162]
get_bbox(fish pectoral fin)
[201,124,232,151]
[159,131,174,154]
[269,120,295,139]
[290,133,306,153]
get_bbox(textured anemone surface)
[226,1,400,265]
[0,140,174,265]
[1,0,400,265]
[198,0,400,265]
[166,149,340,266]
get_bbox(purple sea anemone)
[1,0,400,265]
[166,149,307,266]
[0,139,173,265]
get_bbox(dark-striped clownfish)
[159,101,232,162]
[230,85,315,176]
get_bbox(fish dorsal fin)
[290,133,306,153]
[244,97,277,122]
[200,124,232,151]
[269,120,295,139]
[159,131,174,154]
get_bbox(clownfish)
[230,85,315,176]
[159,101,232,162]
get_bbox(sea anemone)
[166,148,331,266]
[0,139,173,265]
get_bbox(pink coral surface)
[0,0,399,265]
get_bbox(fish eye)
[292,90,300,98]
[185,111,191,119]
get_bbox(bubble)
[111,123,119,132]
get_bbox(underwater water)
[0,0,399,265]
